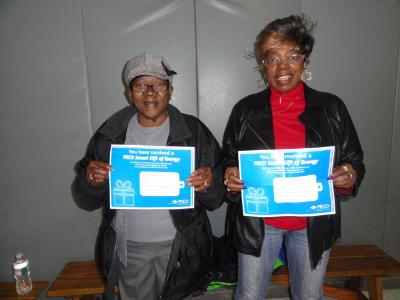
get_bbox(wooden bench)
[272,244,400,300]
[47,244,400,300]
[47,261,105,300]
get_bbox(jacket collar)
[99,104,192,143]
[166,104,192,144]
[303,83,325,108]
[300,84,326,131]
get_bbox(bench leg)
[366,276,383,300]
[344,276,365,291]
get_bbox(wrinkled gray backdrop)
[1,0,400,297]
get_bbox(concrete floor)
[194,285,400,299]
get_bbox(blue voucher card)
[238,147,335,217]
[109,145,195,209]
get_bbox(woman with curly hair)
[222,15,365,300]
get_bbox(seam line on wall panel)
[383,33,400,249]
[194,0,199,118]
[80,0,93,135]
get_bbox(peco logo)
[317,204,329,209]
[311,204,330,210]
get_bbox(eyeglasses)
[262,54,304,66]
[132,83,169,93]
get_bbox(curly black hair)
[255,14,315,64]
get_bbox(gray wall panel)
[303,0,400,259]
[385,41,400,258]
[82,0,197,131]
[0,0,100,283]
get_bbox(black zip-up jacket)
[72,104,224,299]
[222,84,365,268]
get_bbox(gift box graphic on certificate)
[244,187,269,214]
[112,180,135,206]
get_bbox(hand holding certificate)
[186,167,212,193]
[86,161,112,186]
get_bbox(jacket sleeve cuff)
[73,174,108,210]
[225,190,241,202]
[335,186,354,196]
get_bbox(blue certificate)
[109,145,195,209]
[238,147,335,217]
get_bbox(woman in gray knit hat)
[73,52,224,300]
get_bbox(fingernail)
[327,176,334,180]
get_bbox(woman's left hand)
[187,166,212,192]
[331,163,357,189]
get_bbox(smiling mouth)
[144,101,158,107]
[277,75,292,82]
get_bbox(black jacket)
[72,104,224,299]
[222,84,365,268]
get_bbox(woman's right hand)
[86,160,112,186]
[224,167,244,192]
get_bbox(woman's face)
[261,38,305,93]
[128,76,172,127]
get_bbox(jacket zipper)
[244,123,268,251]
[158,213,182,299]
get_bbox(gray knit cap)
[123,52,177,87]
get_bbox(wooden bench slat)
[327,257,400,276]
[330,245,386,257]
[47,261,105,298]
[0,281,48,300]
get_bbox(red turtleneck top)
[265,82,307,230]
